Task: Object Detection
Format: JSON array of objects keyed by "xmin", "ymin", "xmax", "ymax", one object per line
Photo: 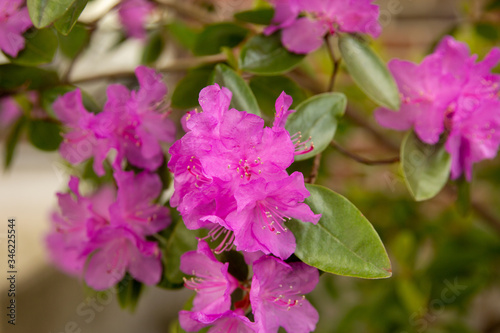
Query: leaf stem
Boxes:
[
  {"xmin": 307, "ymin": 153, "xmax": 322, "ymax": 184},
  {"xmin": 331, "ymin": 140, "xmax": 400, "ymax": 165},
  {"xmin": 325, "ymin": 36, "xmax": 341, "ymax": 92}
]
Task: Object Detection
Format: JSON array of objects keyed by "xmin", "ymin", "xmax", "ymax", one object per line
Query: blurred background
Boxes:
[{"xmin": 1, "ymin": 0, "xmax": 500, "ymax": 332}]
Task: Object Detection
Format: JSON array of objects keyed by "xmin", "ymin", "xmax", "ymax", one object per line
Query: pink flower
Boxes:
[
  {"xmin": 375, "ymin": 36, "xmax": 500, "ymax": 180},
  {"xmin": 265, "ymin": 0, "xmax": 381, "ymax": 54},
  {"xmin": 0, "ymin": 96, "xmax": 23, "ymax": 130},
  {"xmin": 0, "ymin": 0, "xmax": 32, "ymax": 57},
  {"xmin": 250, "ymin": 256, "xmax": 319, "ymax": 333},
  {"xmin": 118, "ymin": 0, "xmax": 155, "ymax": 40},
  {"xmin": 226, "ymin": 173, "xmax": 321, "ymax": 260},
  {"xmin": 179, "ymin": 309, "xmax": 256, "ymax": 333},
  {"xmin": 181, "ymin": 241, "xmax": 239, "ymax": 314}
]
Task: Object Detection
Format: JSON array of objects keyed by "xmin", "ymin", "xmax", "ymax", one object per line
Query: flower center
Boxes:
[
  {"xmin": 291, "ymin": 132, "xmax": 314, "ymax": 155},
  {"xmin": 228, "ymin": 157, "xmax": 263, "ymax": 181},
  {"xmin": 258, "ymin": 200, "xmax": 291, "ymax": 235},
  {"xmin": 187, "ymin": 156, "xmax": 212, "ymax": 187}
]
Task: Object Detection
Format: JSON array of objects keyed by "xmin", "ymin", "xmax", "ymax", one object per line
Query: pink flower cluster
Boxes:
[
  {"xmin": 375, "ymin": 36, "xmax": 500, "ymax": 180},
  {"xmin": 118, "ymin": 0, "xmax": 155, "ymax": 40},
  {"xmin": 54, "ymin": 66, "xmax": 175, "ymax": 176},
  {"xmin": 265, "ymin": 0, "xmax": 381, "ymax": 54},
  {"xmin": 168, "ymin": 84, "xmax": 321, "ymax": 260},
  {"xmin": 179, "ymin": 241, "xmax": 319, "ymax": 333},
  {"xmin": 46, "ymin": 171, "xmax": 170, "ymax": 290},
  {"xmin": 0, "ymin": 0, "xmax": 32, "ymax": 57}
]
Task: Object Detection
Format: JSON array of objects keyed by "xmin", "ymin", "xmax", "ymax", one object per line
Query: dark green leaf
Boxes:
[
  {"xmin": 401, "ymin": 131, "xmax": 451, "ymax": 201},
  {"xmin": 54, "ymin": 0, "xmax": 88, "ymax": 35},
  {"xmin": 0, "ymin": 64, "xmax": 59, "ymax": 90},
  {"xmin": 6, "ymin": 28, "xmax": 58, "ymax": 66},
  {"xmin": 211, "ymin": 64, "xmax": 260, "ymax": 115},
  {"xmin": 239, "ymin": 33, "xmax": 305, "ymax": 75},
  {"xmin": 141, "ymin": 31, "xmax": 165, "ymax": 65},
  {"xmin": 338, "ymin": 34, "xmax": 400, "ymax": 110},
  {"xmin": 116, "ymin": 275, "xmax": 143, "ymax": 312},
  {"xmin": 58, "ymin": 23, "xmax": 89, "ymax": 58},
  {"xmin": 4, "ymin": 116, "xmax": 27, "ymax": 169},
  {"xmin": 285, "ymin": 93, "xmax": 346, "ymax": 161},
  {"xmin": 193, "ymin": 23, "xmax": 248, "ymax": 56},
  {"xmin": 288, "ymin": 184, "xmax": 392, "ymax": 279},
  {"xmin": 28, "ymin": 0, "xmax": 78, "ymax": 28},
  {"xmin": 234, "ymin": 8, "xmax": 274, "ymax": 25},
  {"xmin": 474, "ymin": 22, "xmax": 500, "ymax": 41},
  {"xmin": 455, "ymin": 176, "xmax": 471, "ymax": 216},
  {"xmin": 27, "ymin": 119, "xmax": 63, "ymax": 151},
  {"xmin": 249, "ymin": 75, "xmax": 307, "ymax": 118},
  {"xmin": 171, "ymin": 65, "xmax": 215, "ymax": 109},
  {"xmin": 167, "ymin": 21, "xmax": 199, "ymax": 52},
  {"xmin": 486, "ymin": 0, "xmax": 500, "ymax": 10},
  {"xmin": 218, "ymin": 250, "xmax": 248, "ymax": 282}
]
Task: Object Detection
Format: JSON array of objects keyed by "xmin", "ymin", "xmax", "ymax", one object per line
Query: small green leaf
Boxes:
[
  {"xmin": 58, "ymin": 23, "xmax": 89, "ymax": 59},
  {"xmin": 4, "ymin": 116, "xmax": 27, "ymax": 169},
  {"xmin": 116, "ymin": 275, "xmax": 143, "ymax": 312},
  {"xmin": 285, "ymin": 93, "xmax": 346, "ymax": 161},
  {"xmin": 193, "ymin": 23, "xmax": 248, "ymax": 56},
  {"xmin": 338, "ymin": 34, "xmax": 400, "ymax": 110},
  {"xmin": 239, "ymin": 33, "xmax": 305, "ymax": 75},
  {"xmin": 6, "ymin": 28, "xmax": 58, "ymax": 66},
  {"xmin": 212, "ymin": 64, "xmax": 260, "ymax": 115},
  {"xmin": 401, "ymin": 131, "xmax": 451, "ymax": 201},
  {"xmin": 288, "ymin": 184, "xmax": 392, "ymax": 279},
  {"xmin": 171, "ymin": 65, "xmax": 215, "ymax": 109},
  {"xmin": 27, "ymin": 119, "xmax": 63, "ymax": 151},
  {"xmin": 167, "ymin": 21, "xmax": 199, "ymax": 52},
  {"xmin": 234, "ymin": 8, "xmax": 274, "ymax": 25},
  {"xmin": 54, "ymin": 0, "xmax": 88, "ymax": 35},
  {"xmin": 0, "ymin": 64, "xmax": 59, "ymax": 90},
  {"xmin": 474, "ymin": 22, "xmax": 500, "ymax": 41},
  {"xmin": 249, "ymin": 75, "xmax": 307, "ymax": 118},
  {"xmin": 141, "ymin": 31, "xmax": 165, "ymax": 65},
  {"xmin": 28, "ymin": 0, "xmax": 78, "ymax": 28}
]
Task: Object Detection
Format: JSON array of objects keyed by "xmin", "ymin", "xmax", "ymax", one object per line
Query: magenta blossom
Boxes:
[
  {"xmin": 375, "ymin": 36, "xmax": 500, "ymax": 180},
  {"xmin": 118, "ymin": 0, "xmax": 155, "ymax": 40},
  {"xmin": 179, "ymin": 309, "xmax": 257, "ymax": 333},
  {"xmin": 0, "ymin": 96, "xmax": 23, "ymax": 130},
  {"xmin": 180, "ymin": 240, "xmax": 239, "ymax": 314},
  {"xmin": 265, "ymin": 0, "xmax": 381, "ymax": 54},
  {"xmin": 250, "ymin": 255, "xmax": 319, "ymax": 333},
  {"xmin": 0, "ymin": 0, "xmax": 32, "ymax": 57}
]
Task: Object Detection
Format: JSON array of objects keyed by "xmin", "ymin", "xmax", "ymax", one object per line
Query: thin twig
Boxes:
[
  {"xmin": 153, "ymin": 0, "xmax": 216, "ymax": 24},
  {"xmin": 307, "ymin": 153, "xmax": 322, "ymax": 184},
  {"xmin": 331, "ymin": 140, "xmax": 400, "ymax": 166},
  {"xmin": 471, "ymin": 200, "xmax": 500, "ymax": 234},
  {"xmin": 325, "ymin": 36, "xmax": 341, "ymax": 92}
]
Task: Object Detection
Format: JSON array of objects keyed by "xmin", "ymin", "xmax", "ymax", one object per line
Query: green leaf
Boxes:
[
  {"xmin": 234, "ymin": 8, "xmax": 274, "ymax": 25},
  {"xmin": 162, "ymin": 222, "xmax": 205, "ymax": 285},
  {"xmin": 474, "ymin": 22, "xmax": 500, "ymax": 41},
  {"xmin": 288, "ymin": 184, "xmax": 392, "ymax": 279},
  {"xmin": 285, "ymin": 93, "xmax": 346, "ymax": 161},
  {"xmin": 212, "ymin": 64, "xmax": 260, "ymax": 115},
  {"xmin": 54, "ymin": 0, "xmax": 88, "ymax": 35},
  {"xmin": 58, "ymin": 23, "xmax": 89, "ymax": 59},
  {"xmin": 239, "ymin": 33, "xmax": 305, "ymax": 75},
  {"xmin": 249, "ymin": 75, "xmax": 307, "ymax": 118},
  {"xmin": 338, "ymin": 34, "xmax": 400, "ymax": 110},
  {"xmin": 455, "ymin": 176, "xmax": 471, "ymax": 216},
  {"xmin": 193, "ymin": 23, "xmax": 248, "ymax": 56},
  {"xmin": 167, "ymin": 21, "xmax": 199, "ymax": 52},
  {"xmin": 27, "ymin": 119, "xmax": 63, "ymax": 151},
  {"xmin": 141, "ymin": 31, "xmax": 165, "ymax": 65},
  {"xmin": 28, "ymin": 0, "xmax": 79, "ymax": 28},
  {"xmin": 400, "ymin": 131, "xmax": 451, "ymax": 201},
  {"xmin": 6, "ymin": 28, "xmax": 58, "ymax": 66},
  {"xmin": 116, "ymin": 275, "xmax": 143, "ymax": 312},
  {"xmin": 0, "ymin": 64, "xmax": 59, "ymax": 90},
  {"xmin": 171, "ymin": 65, "xmax": 215, "ymax": 109},
  {"xmin": 4, "ymin": 117, "xmax": 27, "ymax": 169}
]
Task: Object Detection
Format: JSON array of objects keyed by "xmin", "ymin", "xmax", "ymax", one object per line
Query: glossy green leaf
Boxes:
[
  {"xmin": 54, "ymin": 0, "xmax": 88, "ymax": 35},
  {"xmin": 212, "ymin": 64, "xmax": 260, "ymax": 115},
  {"xmin": 116, "ymin": 275, "xmax": 143, "ymax": 312},
  {"xmin": 0, "ymin": 65, "xmax": 59, "ymax": 90},
  {"xmin": 4, "ymin": 116, "xmax": 27, "ymax": 169},
  {"xmin": 193, "ymin": 23, "xmax": 248, "ymax": 56},
  {"xmin": 141, "ymin": 31, "xmax": 165, "ymax": 65},
  {"xmin": 239, "ymin": 33, "xmax": 305, "ymax": 75},
  {"xmin": 288, "ymin": 184, "xmax": 392, "ymax": 279},
  {"xmin": 58, "ymin": 23, "xmax": 89, "ymax": 59},
  {"xmin": 285, "ymin": 93, "xmax": 346, "ymax": 161},
  {"xmin": 249, "ymin": 75, "xmax": 307, "ymax": 118},
  {"xmin": 171, "ymin": 65, "xmax": 215, "ymax": 109},
  {"xmin": 234, "ymin": 8, "xmax": 274, "ymax": 25},
  {"xmin": 28, "ymin": 0, "xmax": 78, "ymax": 28},
  {"xmin": 27, "ymin": 119, "xmax": 63, "ymax": 151},
  {"xmin": 338, "ymin": 34, "xmax": 400, "ymax": 110},
  {"xmin": 401, "ymin": 131, "xmax": 451, "ymax": 201},
  {"xmin": 6, "ymin": 28, "xmax": 58, "ymax": 65},
  {"xmin": 167, "ymin": 21, "xmax": 199, "ymax": 52},
  {"xmin": 163, "ymin": 222, "xmax": 205, "ymax": 284}
]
